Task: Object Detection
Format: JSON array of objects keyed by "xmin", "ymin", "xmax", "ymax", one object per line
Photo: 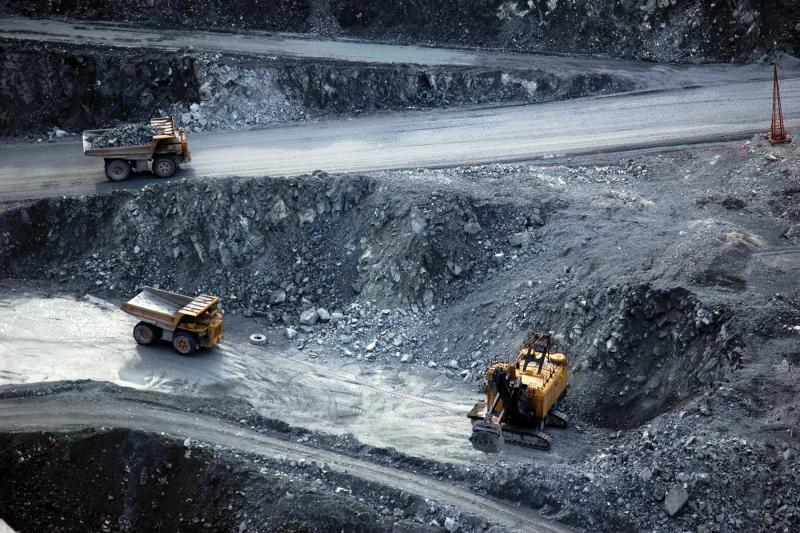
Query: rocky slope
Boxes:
[
  {"xmin": 0, "ymin": 428, "xmax": 441, "ymax": 532},
  {"xmin": 1, "ymin": 136, "xmax": 799, "ymax": 532},
  {"xmin": 331, "ymin": 0, "xmax": 800, "ymax": 62},
  {"xmin": 3, "ymin": 0, "xmax": 798, "ymax": 61},
  {"xmin": 0, "ymin": 41, "xmax": 632, "ymax": 136}
]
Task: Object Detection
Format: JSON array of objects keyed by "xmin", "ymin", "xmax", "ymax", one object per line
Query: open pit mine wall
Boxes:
[
  {"xmin": 0, "ymin": 41, "xmax": 633, "ymax": 134},
  {"xmin": 0, "ymin": 174, "xmax": 743, "ymax": 431},
  {"xmin": 2, "ymin": 0, "xmax": 798, "ymax": 61}
]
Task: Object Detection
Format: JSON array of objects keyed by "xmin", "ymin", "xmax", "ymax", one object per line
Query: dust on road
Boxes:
[{"xmin": 0, "ymin": 288, "xmax": 581, "ymax": 464}]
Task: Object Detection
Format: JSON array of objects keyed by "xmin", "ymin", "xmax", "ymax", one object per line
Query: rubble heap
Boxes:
[
  {"xmin": 1, "ymin": 143, "xmax": 800, "ymax": 531},
  {"xmin": 90, "ymin": 123, "xmax": 156, "ymax": 148}
]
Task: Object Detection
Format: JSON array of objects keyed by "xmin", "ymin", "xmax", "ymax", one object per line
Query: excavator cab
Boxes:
[{"xmin": 519, "ymin": 332, "xmax": 552, "ymax": 373}]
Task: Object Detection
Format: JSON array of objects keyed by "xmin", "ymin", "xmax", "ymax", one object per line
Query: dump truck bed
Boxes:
[
  {"xmin": 82, "ymin": 117, "xmax": 189, "ymax": 160},
  {"xmin": 82, "ymin": 131, "xmax": 154, "ymax": 158},
  {"xmin": 121, "ymin": 287, "xmax": 220, "ymax": 331}
]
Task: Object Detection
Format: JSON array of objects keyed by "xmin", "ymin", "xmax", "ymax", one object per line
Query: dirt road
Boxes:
[
  {"xmin": 0, "ymin": 17, "xmax": 781, "ymax": 85},
  {"xmin": 0, "ymin": 290, "xmax": 477, "ymax": 460},
  {"xmin": 2, "ymin": 76, "xmax": 798, "ymax": 202},
  {"xmin": 0, "ymin": 288, "xmax": 587, "ymax": 464},
  {"xmin": 0, "ymin": 391, "xmax": 571, "ymax": 533},
  {"xmin": 2, "ymin": 18, "xmax": 798, "ymax": 203}
]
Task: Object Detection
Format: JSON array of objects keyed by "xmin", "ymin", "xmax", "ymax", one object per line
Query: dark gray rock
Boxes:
[
  {"xmin": 665, "ymin": 485, "xmax": 689, "ymax": 517},
  {"xmin": 90, "ymin": 123, "xmax": 155, "ymax": 148}
]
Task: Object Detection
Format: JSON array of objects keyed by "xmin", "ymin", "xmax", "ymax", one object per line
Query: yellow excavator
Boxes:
[{"xmin": 468, "ymin": 332, "xmax": 569, "ymax": 452}]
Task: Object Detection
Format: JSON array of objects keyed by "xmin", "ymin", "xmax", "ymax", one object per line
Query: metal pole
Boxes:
[{"xmin": 769, "ymin": 62, "xmax": 790, "ymax": 144}]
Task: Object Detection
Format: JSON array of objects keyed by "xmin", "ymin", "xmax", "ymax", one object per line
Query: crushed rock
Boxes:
[{"xmin": 90, "ymin": 123, "xmax": 155, "ymax": 148}]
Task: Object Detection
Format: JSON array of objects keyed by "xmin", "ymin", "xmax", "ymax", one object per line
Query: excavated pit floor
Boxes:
[
  {"xmin": 2, "ymin": 142, "xmax": 800, "ymax": 531},
  {"xmin": 0, "ymin": 286, "xmax": 590, "ymax": 465}
]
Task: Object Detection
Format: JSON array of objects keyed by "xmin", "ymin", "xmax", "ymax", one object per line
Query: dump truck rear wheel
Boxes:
[
  {"xmin": 133, "ymin": 322, "xmax": 161, "ymax": 346},
  {"xmin": 105, "ymin": 159, "xmax": 131, "ymax": 182},
  {"xmin": 172, "ymin": 330, "xmax": 198, "ymax": 355},
  {"xmin": 152, "ymin": 157, "xmax": 177, "ymax": 178}
]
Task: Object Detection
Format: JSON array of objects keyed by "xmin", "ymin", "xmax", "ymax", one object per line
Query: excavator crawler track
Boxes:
[
  {"xmin": 546, "ymin": 409, "xmax": 569, "ymax": 428},
  {"xmin": 500, "ymin": 425, "xmax": 553, "ymax": 450},
  {"xmin": 470, "ymin": 420, "xmax": 553, "ymax": 451}
]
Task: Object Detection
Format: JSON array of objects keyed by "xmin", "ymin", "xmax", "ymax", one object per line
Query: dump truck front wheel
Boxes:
[
  {"xmin": 152, "ymin": 157, "xmax": 177, "ymax": 178},
  {"xmin": 172, "ymin": 330, "xmax": 198, "ymax": 355},
  {"xmin": 105, "ymin": 159, "xmax": 131, "ymax": 182},
  {"xmin": 133, "ymin": 322, "xmax": 161, "ymax": 346}
]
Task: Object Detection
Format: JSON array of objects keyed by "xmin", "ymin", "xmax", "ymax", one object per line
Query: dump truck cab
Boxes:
[
  {"xmin": 168, "ymin": 299, "xmax": 224, "ymax": 353},
  {"xmin": 121, "ymin": 287, "xmax": 223, "ymax": 355}
]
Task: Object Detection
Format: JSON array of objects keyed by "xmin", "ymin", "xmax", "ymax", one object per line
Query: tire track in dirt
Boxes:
[{"xmin": 0, "ymin": 394, "xmax": 572, "ymax": 533}]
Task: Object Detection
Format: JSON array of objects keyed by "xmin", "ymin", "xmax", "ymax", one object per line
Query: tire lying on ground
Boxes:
[{"xmin": 249, "ymin": 333, "xmax": 267, "ymax": 346}]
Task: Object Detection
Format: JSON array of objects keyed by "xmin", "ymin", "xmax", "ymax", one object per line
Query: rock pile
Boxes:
[
  {"xmin": 2, "ymin": 146, "xmax": 800, "ymax": 531},
  {"xmin": 458, "ymin": 392, "xmax": 800, "ymax": 532},
  {"xmin": 90, "ymin": 123, "xmax": 156, "ymax": 148},
  {"xmin": 578, "ymin": 400, "xmax": 800, "ymax": 531}
]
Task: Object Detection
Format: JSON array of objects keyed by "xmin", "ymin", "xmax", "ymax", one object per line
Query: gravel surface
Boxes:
[
  {"xmin": 0, "ymin": 41, "xmax": 633, "ymax": 137},
  {"xmin": 3, "ymin": 0, "xmax": 798, "ymax": 61},
  {"xmin": 89, "ymin": 123, "xmax": 155, "ymax": 148},
  {"xmin": 1, "ymin": 137, "xmax": 799, "ymax": 531}
]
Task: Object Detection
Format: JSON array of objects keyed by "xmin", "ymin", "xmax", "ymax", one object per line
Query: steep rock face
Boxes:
[
  {"xmin": 332, "ymin": 0, "xmax": 800, "ymax": 61},
  {"xmin": 0, "ymin": 429, "xmax": 416, "ymax": 532},
  {"xmin": 1, "ymin": 0, "xmax": 312, "ymax": 31},
  {"xmin": 0, "ymin": 42, "xmax": 632, "ymax": 135},
  {"xmin": 0, "ymin": 172, "xmax": 564, "ymax": 322},
  {"xmin": 494, "ymin": 0, "xmax": 800, "ymax": 62},
  {"xmin": 0, "ymin": 174, "xmax": 510, "ymax": 314},
  {"xmin": 0, "ymin": 45, "xmax": 198, "ymax": 133},
  {"xmin": 3, "ymin": 0, "xmax": 798, "ymax": 61}
]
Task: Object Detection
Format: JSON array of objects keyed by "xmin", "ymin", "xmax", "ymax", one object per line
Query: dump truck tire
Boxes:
[
  {"xmin": 249, "ymin": 333, "xmax": 267, "ymax": 346},
  {"xmin": 133, "ymin": 322, "xmax": 161, "ymax": 346},
  {"xmin": 172, "ymin": 330, "xmax": 198, "ymax": 355},
  {"xmin": 105, "ymin": 159, "xmax": 131, "ymax": 182},
  {"xmin": 152, "ymin": 157, "xmax": 176, "ymax": 178}
]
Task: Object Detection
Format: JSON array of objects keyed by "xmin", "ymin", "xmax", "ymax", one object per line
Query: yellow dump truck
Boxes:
[
  {"xmin": 82, "ymin": 116, "xmax": 191, "ymax": 182},
  {"xmin": 121, "ymin": 287, "xmax": 223, "ymax": 355}
]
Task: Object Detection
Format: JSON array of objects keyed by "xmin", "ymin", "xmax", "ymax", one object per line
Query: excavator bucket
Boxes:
[{"xmin": 470, "ymin": 419, "xmax": 504, "ymax": 453}]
